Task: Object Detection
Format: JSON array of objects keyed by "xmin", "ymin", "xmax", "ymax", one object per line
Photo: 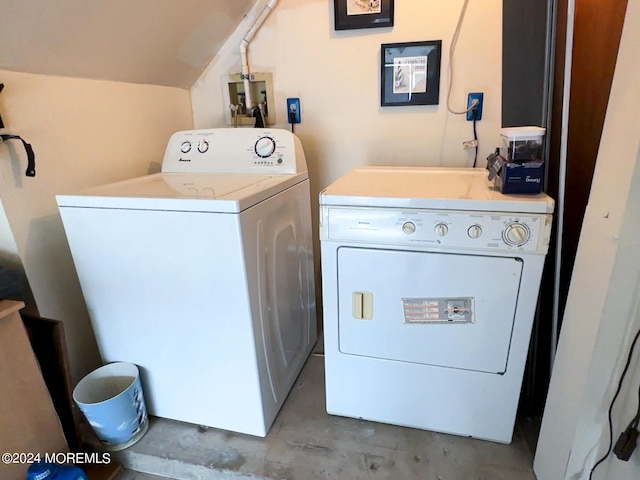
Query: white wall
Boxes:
[
  {"xmin": 534, "ymin": 0, "xmax": 640, "ymax": 477},
  {"xmin": 191, "ymin": 0, "xmax": 502, "ymax": 298},
  {"xmin": 0, "ymin": 70, "xmax": 193, "ymax": 381},
  {"xmin": 193, "ymin": 0, "xmax": 502, "ymax": 173}
]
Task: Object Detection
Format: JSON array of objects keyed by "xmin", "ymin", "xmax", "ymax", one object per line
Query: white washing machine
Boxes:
[
  {"xmin": 319, "ymin": 166, "xmax": 554, "ymax": 443},
  {"xmin": 57, "ymin": 128, "xmax": 316, "ymax": 437}
]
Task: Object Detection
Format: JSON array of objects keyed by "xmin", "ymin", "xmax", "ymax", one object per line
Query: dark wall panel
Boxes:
[{"xmin": 502, "ymin": 0, "xmax": 549, "ymax": 127}]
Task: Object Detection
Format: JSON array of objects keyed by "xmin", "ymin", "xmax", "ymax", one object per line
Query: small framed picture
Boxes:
[
  {"xmin": 333, "ymin": 0, "xmax": 394, "ymax": 31},
  {"xmin": 380, "ymin": 40, "xmax": 442, "ymax": 107}
]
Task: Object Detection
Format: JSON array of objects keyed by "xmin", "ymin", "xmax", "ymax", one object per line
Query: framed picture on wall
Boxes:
[
  {"xmin": 333, "ymin": 0, "xmax": 394, "ymax": 30},
  {"xmin": 380, "ymin": 40, "xmax": 442, "ymax": 107}
]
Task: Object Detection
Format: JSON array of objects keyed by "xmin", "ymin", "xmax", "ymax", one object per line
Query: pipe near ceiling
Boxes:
[{"xmin": 241, "ymin": 0, "xmax": 279, "ymax": 112}]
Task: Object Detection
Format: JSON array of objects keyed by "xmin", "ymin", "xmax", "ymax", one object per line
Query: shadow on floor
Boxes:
[{"xmin": 113, "ymin": 355, "xmax": 537, "ymax": 480}]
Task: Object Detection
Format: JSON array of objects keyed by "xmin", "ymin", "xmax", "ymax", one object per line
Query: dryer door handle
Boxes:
[{"xmin": 352, "ymin": 292, "xmax": 373, "ymax": 320}]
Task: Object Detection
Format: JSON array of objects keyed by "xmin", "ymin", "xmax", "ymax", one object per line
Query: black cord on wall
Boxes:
[
  {"xmin": 472, "ymin": 107, "xmax": 479, "ymax": 167},
  {"xmin": 590, "ymin": 326, "xmax": 640, "ymax": 478},
  {"xmin": 0, "ymin": 83, "xmax": 5, "ymax": 129},
  {"xmin": 0, "ymin": 83, "xmax": 36, "ymax": 177}
]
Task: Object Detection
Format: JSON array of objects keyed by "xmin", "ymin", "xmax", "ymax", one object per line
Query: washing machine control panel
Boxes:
[
  {"xmin": 322, "ymin": 207, "xmax": 552, "ymax": 254},
  {"xmin": 161, "ymin": 128, "xmax": 304, "ymax": 174}
]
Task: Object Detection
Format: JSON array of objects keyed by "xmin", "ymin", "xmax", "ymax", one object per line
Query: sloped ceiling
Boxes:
[{"xmin": 0, "ymin": 0, "xmax": 255, "ymax": 88}]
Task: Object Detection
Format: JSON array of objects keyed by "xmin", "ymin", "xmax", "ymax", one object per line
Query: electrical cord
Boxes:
[
  {"xmin": 590, "ymin": 325, "xmax": 640, "ymax": 479},
  {"xmin": 472, "ymin": 107, "xmax": 479, "ymax": 167},
  {"xmin": 631, "ymin": 385, "xmax": 640, "ymax": 428},
  {"xmin": 622, "ymin": 386, "xmax": 640, "ymax": 435},
  {"xmin": 612, "ymin": 374, "xmax": 640, "ymax": 461},
  {"xmin": 446, "ymin": 0, "xmax": 475, "ymax": 115},
  {"xmin": 0, "ymin": 83, "xmax": 5, "ymax": 128}
]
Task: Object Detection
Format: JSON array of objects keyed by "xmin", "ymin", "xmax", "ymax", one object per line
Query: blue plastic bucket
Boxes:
[{"xmin": 72, "ymin": 362, "xmax": 148, "ymax": 450}]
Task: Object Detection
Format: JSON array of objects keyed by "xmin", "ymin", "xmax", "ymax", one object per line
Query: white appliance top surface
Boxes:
[
  {"xmin": 320, "ymin": 166, "xmax": 555, "ymax": 214},
  {"xmin": 56, "ymin": 171, "xmax": 308, "ymax": 213}
]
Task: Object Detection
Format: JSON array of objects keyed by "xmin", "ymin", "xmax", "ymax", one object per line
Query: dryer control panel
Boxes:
[
  {"xmin": 161, "ymin": 128, "xmax": 307, "ymax": 175},
  {"xmin": 320, "ymin": 206, "xmax": 553, "ymax": 254}
]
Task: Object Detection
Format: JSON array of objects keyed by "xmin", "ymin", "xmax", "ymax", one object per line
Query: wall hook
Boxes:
[{"xmin": 0, "ymin": 82, "xmax": 36, "ymax": 177}]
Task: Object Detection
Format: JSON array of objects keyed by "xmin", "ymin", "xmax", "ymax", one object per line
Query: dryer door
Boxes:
[{"xmin": 337, "ymin": 247, "xmax": 523, "ymax": 374}]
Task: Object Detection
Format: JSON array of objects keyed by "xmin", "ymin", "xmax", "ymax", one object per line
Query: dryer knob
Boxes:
[
  {"xmin": 402, "ymin": 222, "xmax": 416, "ymax": 235},
  {"xmin": 504, "ymin": 223, "xmax": 530, "ymax": 246},
  {"xmin": 434, "ymin": 223, "xmax": 448, "ymax": 236},
  {"xmin": 467, "ymin": 225, "xmax": 483, "ymax": 239}
]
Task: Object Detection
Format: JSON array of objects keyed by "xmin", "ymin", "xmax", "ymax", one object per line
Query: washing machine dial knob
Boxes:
[
  {"xmin": 467, "ymin": 225, "xmax": 483, "ymax": 239},
  {"xmin": 434, "ymin": 223, "xmax": 448, "ymax": 236},
  {"xmin": 180, "ymin": 141, "xmax": 192, "ymax": 153},
  {"xmin": 254, "ymin": 136, "xmax": 276, "ymax": 158},
  {"xmin": 198, "ymin": 139, "xmax": 209, "ymax": 153},
  {"xmin": 504, "ymin": 223, "xmax": 530, "ymax": 246},
  {"xmin": 402, "ymin": 222, "xmax": 416, "ymax": 235}
]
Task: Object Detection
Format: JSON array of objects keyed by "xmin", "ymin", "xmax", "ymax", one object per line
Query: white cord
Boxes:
[{"xmin": 446, "ymin": 0, "xmax": 474, "ymax": 115}]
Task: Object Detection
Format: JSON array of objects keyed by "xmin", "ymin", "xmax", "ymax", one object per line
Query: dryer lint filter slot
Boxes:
[{"xmin": 402, "ymin": 297, "xmax": 474, "ymax": 324}]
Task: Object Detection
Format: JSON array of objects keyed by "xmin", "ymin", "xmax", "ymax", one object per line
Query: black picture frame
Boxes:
[
  {"xmin": 333, "ymin": 0, "xmax": 394, "ymax": 31},
  {"xmin": 381, "ymin": 40, "xmax": 442, "ymax": 107}
]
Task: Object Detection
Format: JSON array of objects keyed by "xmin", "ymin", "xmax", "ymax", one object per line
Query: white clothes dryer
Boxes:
[
  {"xmin": 57, "ymin": 128, "xmax": 317, "ymax": 437},
  {"xmin": 319, "ymin": 166, "xmax": 554, "ymax": 443}
]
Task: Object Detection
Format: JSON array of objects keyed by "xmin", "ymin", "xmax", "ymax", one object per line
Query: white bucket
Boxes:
[{"xmin": 72, "ymin": 362, "xmax": 148, "ymax": 451}]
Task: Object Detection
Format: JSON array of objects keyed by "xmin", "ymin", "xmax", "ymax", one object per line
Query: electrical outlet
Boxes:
[
  {"xmin": 287, "ymin": 98, "xmax": 301, "ymax": 124},
  {"xmin": 466, "ymin": 92, "xmax": 484, "ymax": 121}
]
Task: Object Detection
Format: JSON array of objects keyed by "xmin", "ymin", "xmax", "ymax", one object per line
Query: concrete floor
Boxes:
[{"xmin": 112, "ymin": 355, "xmax": 536, "ymax": 480}]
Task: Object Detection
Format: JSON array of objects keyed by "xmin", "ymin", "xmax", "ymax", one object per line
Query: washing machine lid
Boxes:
[
  {"xmin": 320, "ymin": 166, "xmax": 554, "ymax": 214},
  {"xmin": 56, "ymin": 172, "xmax": 308, "ymax": 213}
]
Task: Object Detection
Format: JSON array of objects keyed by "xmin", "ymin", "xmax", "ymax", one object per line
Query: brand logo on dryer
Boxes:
[{"xmin": 178, "ymin": 157, "xmax": 191, "ymax": 162}]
